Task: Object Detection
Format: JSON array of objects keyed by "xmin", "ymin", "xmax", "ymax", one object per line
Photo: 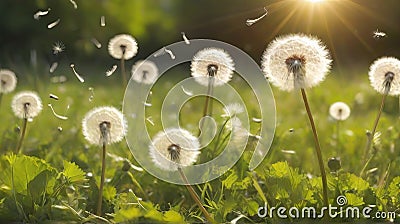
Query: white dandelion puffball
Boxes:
[
  {"xmin": 368, "ymin": 57, "xmax": 400, "ymax": 96},
  {"xmin": 261, "ymin": 33, "xmax": 332, "ymax": 91},
  {"xmin": 131, "ymin": 60, "xmax": 159, "ymax": 84},
  {"xmin": 11, "ymin": 91, "xmax": 42, "ymax": 119},
  {"xmin": 222, "ymin": 103, "xmax": 245, "ymax": 118},
  {"xmin": 149, "ymin": 128, "xmax": 200, "ymax": 171},
  {"xmin": 0, "ymin": 69, "xmax": 17, "ymax": 94},
  {"xmin": 329, "ymin": 102, "xmax": 351, "ymax": 121},
  {"xmin": 108, "ymin": 34, "xmax": 138, "ymax": 60},
  {"xmin": 82, "ymin": 106, "xmax": 127, "ymax": 146},
  {"xmin": 191, "ymin": 47, "xmax": 235, "ymax": 86}
]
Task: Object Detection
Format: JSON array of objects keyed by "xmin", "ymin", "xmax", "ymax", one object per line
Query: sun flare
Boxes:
[{"xmin": 308, "ymin": 0, "xmax": 324, "ymax": 2}]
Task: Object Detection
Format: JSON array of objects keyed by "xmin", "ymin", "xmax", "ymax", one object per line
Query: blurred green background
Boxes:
[{"xmin": 0, "ymin": 0, "xmax": 399, "ymax": 76}]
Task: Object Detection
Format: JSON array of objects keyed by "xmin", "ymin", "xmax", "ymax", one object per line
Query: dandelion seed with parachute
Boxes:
[
  {"xmin": 82, "ymin": 106, "xmax": 126, "ymax": 216},
  {"xmin": 49, "ymin": 62, "xmax": 58, "ymax": 73},
  {"xmin": 91, "ymin": 38, "xmax": 102, "ymax": 49},
  {"xmin": 261, "ymin": 33, "xmax": 332, "ymax": 206},
  {"xmin": 100, "ymin": 16, "xmax": 106, "ymax": 27},
  {"xmin": 246, "ymin": 7, "xmax": 268, "ymax": 26},
  {"xmin": 11, "ymin": 91, "xmax": 42, "ymax": 153},
  {"xmin": 33, "ymin": 8, "xmax": 50, "ymax": 20},
  {"xmin": 108, "ymin": 34, "xmax": 138, "ymax": 87},
  {"xmin": 181, "ymin": 32, "xmax": 190, "ymax": 44},
  {"xmin": 52, "ymin": 41, "xmax": 65, "ymax": 55},
  {"xmin": 106, "ymin": 65, "xmax": 117, "ymax": 77},
  {"xmin": 47, "ymin": 18, "xmax": 60, "ymax": 29},
  {"xmin": 131, "ymin": 60, "xmax": 159, "ymax": 85},
  {"xmin": 48, "ymin": 103, "xmax": 68, "ymax": 120},
  {"xmin": 70, "ymin": 64, "xmax": 85, "ymax": 83},
  {"xmin": 49, "ymin": 93, "xmax": 59, "ymax": 100}
]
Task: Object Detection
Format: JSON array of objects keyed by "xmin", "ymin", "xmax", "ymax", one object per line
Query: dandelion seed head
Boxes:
[
  {"xmin": 131, "ymin": 60, "xmax": 159, "ymax": 85},
  {"xmin": 368, "ymin": 57, "xmax": 400, "ymax": 96},
  {"xmin": 82, "ymin": 106, "xmax": 127, "ymax": 146},
  {"xmin": 191, "ymin": 48, "xmax": 235, "ymax": 86},
  {"xmin": 11, "ymin": 91, "xmax": 42, "ymax": 119},
  {"xmin": 261, "ymin": 33, "xmax": 332, "ymax": 91},
  {"xmin": 329, "ymin": 102, "xmax": 350, "ymax": 121},
  {"xmin": 222, "ymin": 103, "xmax": 245, "ymax": 118},
  {"xmin": 108, "ymin": 34, "xmax": 138, "ymax": 60},
  {"xmin": 0, "ymin": 69, "xmax": 17, "ymax": 94},
  {"xmin": 149, "ymin": 128, "xmax": 200, "ymax": 171}
]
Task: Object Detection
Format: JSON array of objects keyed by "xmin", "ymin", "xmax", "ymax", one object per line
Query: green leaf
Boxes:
[
  {"xmin": 388, "ymin": 176, "xmax": 400, "ymax": 205},
  {"xmin": 28, "ymin": 170, "xmax": 55, "ymax": 203},
  {"xmin": 245, "ymin": 200, "xmax": 259, "ymax": 216},
  {"xmin": 103, "ymin": 185, "xmax": 117, "ymax": 201},
  {"xmin": 163, "ymin": 210, "xmax": 185, "ymax": 223},
  {"xmin": 345, "ymin": 193, "xmax": 364, "ymax": 206},
  {"xmin": 62, "ymin": 160, "xmax": 86, "ymax": 184},
  {"xmin": 114, "ymin": 207, "xmax": 143, "ymax": 222},
  {"xmin": 222, "ymin": 171, "xmax": 238, "ymax": 189},
  {"xmin": 144, "ymin": 209, "xmax": 164, "ymax": 221}
]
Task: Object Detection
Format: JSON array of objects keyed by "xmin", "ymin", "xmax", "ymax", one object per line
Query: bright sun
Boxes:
[{"xmin": 308, "ymin": 0, "xmax": 324, "ymax": 2}]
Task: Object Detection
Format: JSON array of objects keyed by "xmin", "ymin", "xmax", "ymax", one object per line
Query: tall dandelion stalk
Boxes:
[
  {"xmin": 329, "ymin": 102, "xmax": 351, "ymax": 155},
  {"xmin": 108, "ymin": 34, "xmax": 138, "ymax": 87},
  {"xmin": 0, "ymin": 69, "xmax": 17, "ymax": 109},
  {"xmin": 191, "ymin": 48, "xmax": 234, "ymax": 135},
  {"xmin": 262, "ymin": 33, "xmax": 332, "ymax": 206},
  {"xmin": 361, "ymin": 57, "xmax": 400, "ymax": 175},
  {"xmin": 149, "ymin": 128, "xmax": 214, "ymax": 223},
  {"xmin": 82, "ymin": 106, "xmax": 126, "ymax": 216},
  {"xmin": 11, "ymin": 91, "xmax": 42, "ymax": 154}
]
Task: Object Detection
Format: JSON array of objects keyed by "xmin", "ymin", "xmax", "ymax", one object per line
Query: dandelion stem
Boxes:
[
  {"xmin": 336, "ymin": 120, "xmax": 340, "ymax": 156},
  {"xmin": 97, "ymin": 143, "xmax": 106, "ymax": 216},
  {"xmin": 178, "ymin": 167, "xmax": 215, "ymax": 224},
  {"xmin": 120, "ymin": 57, "xmax": 127, "ymax": 87},
  {"xmin": 300, "ymin": 88, "xmax": 328, "ymax": 206},
  {"xmin": 199, "ymin": 77, "xmax": 214, "ymax": 137},
  {"xmin": 15, "ymin": 118, "xmax": 28, "ymax": 154},
  {"xmin": 363, "ymin": 93, "xmax": 387, "ymax": 162}
]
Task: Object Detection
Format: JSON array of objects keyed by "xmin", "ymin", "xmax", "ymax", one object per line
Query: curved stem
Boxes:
[
  {"xmin": 15, "ymin": 118, "xmax": 28, "ymax": 154},
  {"xmin": 300, "ymin": 89, "xmax": 328, "ymax": 206},
  {"xmin": 178, "ymin": 167, "xmax": 215, "ymax": 224},
  {"xmin": 120, "ymin": 58, "xmax": 127, "ymax": 87},
  {"xmin": 198, "ymin": 77, "xmax": 214, "ymax": 137},
  {"xmin": 97, "ymin": 143, "xmax": 107, "ymax": 216},
  {"xmin": 363, "ymin": 94, "xmax": 386, "ymax": 162}
]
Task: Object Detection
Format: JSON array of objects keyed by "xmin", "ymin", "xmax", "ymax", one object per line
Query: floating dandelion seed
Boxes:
[
  {"xmin": 149, "ymin": 128, "xmax": 200, "ymax": 171},
  {"xmin": 33, "ymin": 8, "xmax": 51, "ymax": 20},
  {"xmin": 108, "ymin": 34, "xmax": 138, "ymax": 60},
  {"xmin": 246, "ymin": 7, "xmax": 268, "ymax": 26},
  {"xmin": 50, "ymin": 75, "xmax": 67, "ymax": 83},
  {"xmin": 11, "ymin": 91, "xmax": 42, "ymax": 119},
  {"xmin": 88, "ymin": 87, "xmax": 95, "ymax": 102},
  {"xmin": 91, "ymin": 38, "xmax": 102, "ymax": 49},
  {"xmin": 181, "ymin": 85, "xmax": 193, "ymax": 96},
  {"xmin": 131, "ymin": 60, "xmax": 159, "ymax": 85},
  {"xmin": 222, "ymin": 103, "xmax": 245, "ymax": 118},
  {"xmin": 0, "ymin": 69, "xmax": 17, "ymax": 94},
  {"xmin": 49, "ymin": 93, "xmax": 59, "ymax": 100},
  {"xmin": 261, "ymin": 33, "xmax": 332, "ymax": 91},
  {"xmin": 165, "ymin": 48, "xmax": 175, "ymax": 59},
  {"xmin": 181, "ymin": 32, "xmax": 190, "ymax": 44},
  {"xmin": 70, "ymin": 64, "xmax": 85, "ymax": 83},
  {"xmin": 369, "ymin": 57, "xmax": 400, "ymax": 96},
  {"xmin": 52, "ymin": 41, "xmax": 65, "ymax": 55},
  {"xmin": 154, "ymin": 47, "xmax": 167, "ymax": 57},
  {"xmin": 146, "ymin": 116, "xmax": 155, "ymax": 126},
  {"xmin": 82, "ymin": 106, "xmax": 126, "ymax": 145},
  {"xmin": 68, "ymin": 0, "xmax": 78, "ymax": 9},
  {"xmin": 106, "ymin": 65, "xmax": 117, "ymax": 77},
  {"xmin": 47, "ymin": 18, "xmax": 60, "ymax": 29},
  {"xmin": 49, "ymin": 62, "xmax": 58, "ymax": 73},
  {"xmin": 252, "ymin": 117, "xmax": 262, "ymax": 123},
  {"xmin": 100, "ymin": 16, "xmax": 106, "ymax": 27},
  {"xmin": 329, "ymin": 102, "xmax": 351, "ymax": 121},
  {"xmin": 373, "ymin": 29, "xmax": 386, "ymax": 39},
  {"xmin": 48, "ymin": 103, "xmax": 68, "ymax": 120},
  {"xmin": 191, "ymin": 47, "xmax": 235, "ymax": 86}
]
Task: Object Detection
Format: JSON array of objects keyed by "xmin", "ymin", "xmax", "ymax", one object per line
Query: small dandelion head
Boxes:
[
  {"xmin": 131, "ymin": 60, "xmax": 159, "ymax": 85},
  {"xmin": 191, "ymin": 48, "xmax": 235, "ymax": 86},
  {"xmin": 368, "ymin": 57, "xmax": 400, "ymax": 96},
  {"xmin": 149, "ymin": 128, "xmax": 200, "ymax": 171},
  {"xmin": 0, "ymin": 69, "xmax": 17, "ymax": 94},
  {"xmin": 82, "ymin": 106, "xmax": 127, "ymax": 146},
  {"xmin": 108, "ymin": 34, "xmax": 138, "ymax": 60},
  {"xmin": 11, "ymin": 91, "xmax": 42, "ymax": 119},
  {"xmin": 261, "ymin": 33, "xmax": 332, "ymax": 91},
  {"xmin": 329, "ymin": 102, "xmax": 351, "ymax": 121},
  {"xmin": 222, "ymin": 103, "xmax": 245, "ymax": 118},
  {"xmin": 52, "ymin": 41, "xmax": 65, "ymax": 55}
]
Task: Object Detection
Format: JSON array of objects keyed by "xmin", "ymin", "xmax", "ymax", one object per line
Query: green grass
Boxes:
[{"xmin": 0, "ymin": 64, "xmax": 399, "ymax": 223}]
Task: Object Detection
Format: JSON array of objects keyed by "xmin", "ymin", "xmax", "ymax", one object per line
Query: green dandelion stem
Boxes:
[
  {"xmin": 364, "ymin": 93, "xmax": 387, "ymax": 161},
  {"xmin": 15, "ymin": 118, "xmax": 28, "ymax": 154},
  {"xmin": 199, "ymin": 78, "xmax": 214, "ymax": 137},
  {"xmin": 178, "ymin": 167, "xmax": 215, "ymax": 224},
  {"xmin": 300, "ymin": 88, "xmax": 328, "ymax": 206},
  {"xmin": 97, "ymin": 143, "xmax": 107, "ymax": 216},
  {"xmin": 120, "ymin": 58, "xmax": 127, "ymax": 87},
  {"xmin": 336, "ymin": 120, "xmax": 340, "ymax": 156}
]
